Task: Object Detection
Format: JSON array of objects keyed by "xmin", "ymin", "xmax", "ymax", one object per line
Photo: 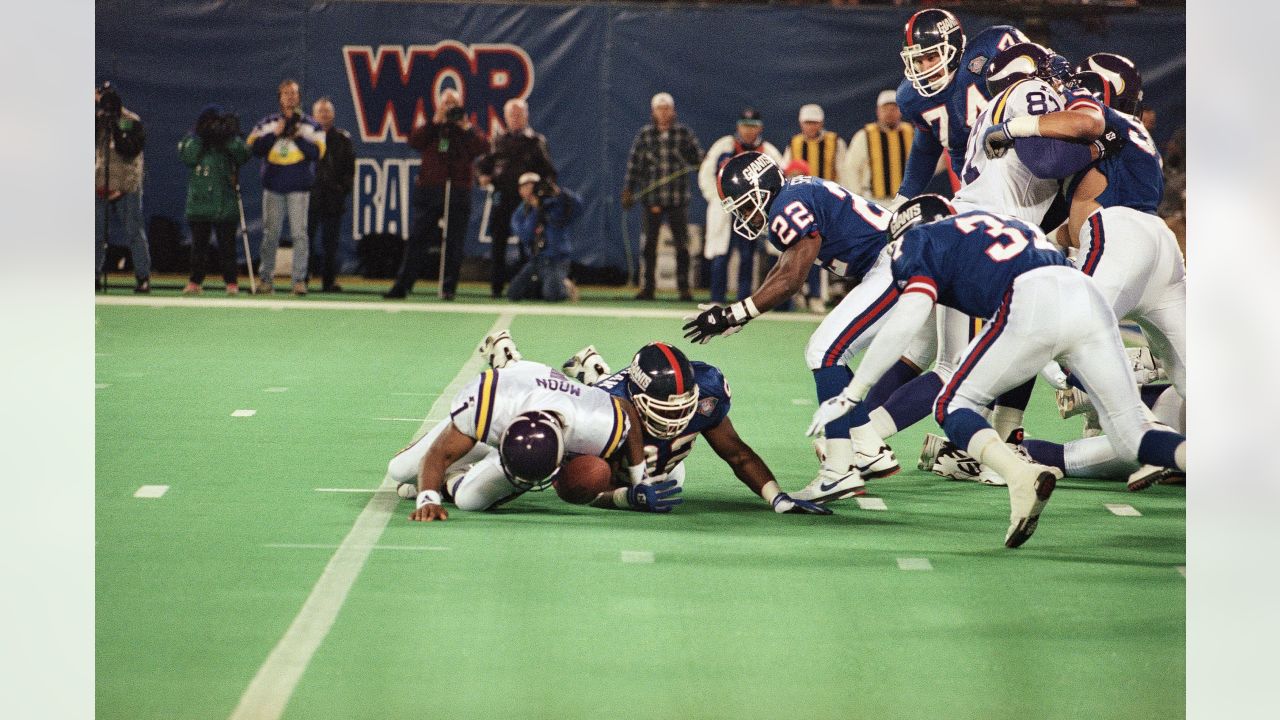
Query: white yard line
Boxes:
[
  {"xmin": 227, "ymin": 311, "xmax": 514, "ymax": 720},
  {"xmin": 95, "ymin": 294, "xmax": 823, "ymax": 324},
  {"xmin": 133, "ymin": 485, "xmax": 169, "ymax": 499},
  {"xmin": 262, "ymin": 543, "xmax": 450, "ymax": 552}
]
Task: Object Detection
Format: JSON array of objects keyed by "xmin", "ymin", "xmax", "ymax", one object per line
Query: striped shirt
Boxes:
[
  {"xmin": 624, "ymin": 123, "xmax": 704, "ymax": 208},
  {"xmin": 783, "ymin": 130, "xmax": 847, "ymax": 183},
  {"xmin": 845, "ymin": 122, "xmax": 914, "ymax": 202}
]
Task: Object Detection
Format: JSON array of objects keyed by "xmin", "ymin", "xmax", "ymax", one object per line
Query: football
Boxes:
[{"xmin": 553, "ymin": 455, "xmax": 616, "ymax": 505}]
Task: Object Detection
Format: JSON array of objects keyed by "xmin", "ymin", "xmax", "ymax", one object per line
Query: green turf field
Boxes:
[{"xmin": 95, "ymin": 287, "xmax": 1185, "ymax": 720}]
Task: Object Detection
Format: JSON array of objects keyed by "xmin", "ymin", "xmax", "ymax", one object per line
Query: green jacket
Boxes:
[{"xmin": 179, "ymin": 134, "xmax": 250, "ymax": 222}]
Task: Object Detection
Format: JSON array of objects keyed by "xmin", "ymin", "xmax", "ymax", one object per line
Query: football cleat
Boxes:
[
  {"xmin": 789, "ymin": 466, "xmax": 866, "ymax": 503},
  {"xmin": 1056, "ymin": 387, "xmax": 1093, "ymax": 419},
  {"xmin": 562, "ymin": 345, "xmax": 612, "ymax": 385},
  {"xmin": 478, "ymin": 330, "xmax": 522, "ymax": 370},
  {"xmin": 977, "ymin": 468, "xmax": 1008, "ymax": 487},
  {"xmin": 854, "ymin": 444, "xmax": 901, "ymax": 479},
  {"xmin": 918, "ymin": 433, "xmax": 985, "ymax": 482},
  {"xmin": 1004, "ymin": 463, "xmax": 1059, "ymax": 548},
  {"xmin": 1126, "ymin": 464, "xmax": 1185, "ymax": 492},
  {"xmin": 1127, "ymin": 347, "xmax": 1166, "ymax": 385}
]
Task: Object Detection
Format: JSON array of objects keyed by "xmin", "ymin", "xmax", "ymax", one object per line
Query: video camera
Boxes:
[{"xmin": 197, "ymin": 108, "xmax": 242, "ymax": 146}]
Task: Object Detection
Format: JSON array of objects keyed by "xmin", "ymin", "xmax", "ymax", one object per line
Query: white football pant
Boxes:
[{"xmin": 387, "ymin": 419, "xmax": 523, "ymax": 511}]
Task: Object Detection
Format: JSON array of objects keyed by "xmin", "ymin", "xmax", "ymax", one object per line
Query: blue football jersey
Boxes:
[
  {"xmin": 599, "ymin": 360, "xmax": 731, "ymax": 476},
  {"xmin": 1071, "ymin": 107, "xmax": 1164, "ymax": 214},
  {"xmin": 891, "ymin": 210, "xmax": 1071, "ymax": 318},
  {"xmin": 897, "ymin": 25, "xmax": 1029, "ymax": 197},
  {"xmin": 765, "ymin": 176, "xmax": 892, "ymax": 282}
]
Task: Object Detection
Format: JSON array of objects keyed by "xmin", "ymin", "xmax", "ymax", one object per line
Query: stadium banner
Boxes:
[{"xmin": 96, "ymin": 1, "xmax": 1185, "ymax": 275}]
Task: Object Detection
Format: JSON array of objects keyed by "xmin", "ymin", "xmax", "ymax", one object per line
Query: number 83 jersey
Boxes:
[{"xmin": 765, "ymin": 176, "xmax": 893, "ymax": 283}]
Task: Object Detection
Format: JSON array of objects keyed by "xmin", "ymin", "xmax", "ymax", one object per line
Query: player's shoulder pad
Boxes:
[
  {"xmin": 895, "ymin": 78, "xmax": 928, "ymax": 119},
  {"xmin": 691, "ymin": 361, "xmax": 731, "ymax": 418}
]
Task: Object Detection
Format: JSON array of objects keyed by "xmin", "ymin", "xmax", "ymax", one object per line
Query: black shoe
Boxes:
[
  {"xmin": 441, "ymin": 292, "xmax": 456, "ymax": 302},
  {"xmin": 321, "ymin": 283, "xmax": 343, "ymax": 293},
  {"xmin": 635, "ymin": 288, "xmax": 655, "ymax": 301},
  {"xmin": 678, "ymin": 290, "xmax": 693, "ymax": 302},
  {"xmin": 133, "ymin": 278, "xmax": 150, "ymax": 294},
  {"xmin": 383, "ymin": 289, "xmax": 407, "ymax": 300}
]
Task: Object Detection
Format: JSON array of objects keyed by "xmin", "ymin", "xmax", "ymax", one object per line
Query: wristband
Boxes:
[
  {"xmin": 415, "ymin": 489, "xmax": 443, "ymax": 509},
  {"xmin": 628, "ymin": 463, "xmax": 645, "ymax": 486},
  {"xmin": 1004, "ymin": 115, "xmax": 1041, "ymax": 139},
  {"xmin": 728, "ymin": 298, "xmax": 760, "ymax": 324},
  {"xmin": 612, "ymin": 487, "xmax": 632, "ymax": 509}
]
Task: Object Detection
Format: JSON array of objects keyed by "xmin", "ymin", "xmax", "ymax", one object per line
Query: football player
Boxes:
[
  {"xmin": 684, "ymin": 151, "xmax": 902, "ymax": 502},
  {"xmin": 562, "ymin": 342, "xmax": 830, "ymax": 515},
  {"xmin": 893, "ymin": 8, "xmax": 1029, "ymax": 206},
  {"xmin": 390, "ymin": 332, "xmax": 678, "ymax": 522},
  {"xmin": 809, "ymin": 196, "xmax": 1186, "ymax": 547}
]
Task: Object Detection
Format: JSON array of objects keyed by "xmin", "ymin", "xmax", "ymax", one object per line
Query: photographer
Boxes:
[
  {"xmin": 246, "ymin": 79, "xmax": 326, "ymax": 295},
  {"xmin": 506, "ymin": 173, "xmax": 581, "ymax": 303},
  {"xmin": 179, "ymin": 104, "xmax": 250, "ymax": 295},
  {"xmin": 476, "ymin": 98, "xmax": 556, "ymax": 298},
  {"xmin": 95, "ymin": 83, "xmax": 152, "ymax": 293}
]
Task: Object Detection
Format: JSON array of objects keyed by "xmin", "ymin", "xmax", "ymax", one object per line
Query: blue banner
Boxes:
[{"xmin": 96, "ymin": 1, "xmax": 1185, "ymax": 275}]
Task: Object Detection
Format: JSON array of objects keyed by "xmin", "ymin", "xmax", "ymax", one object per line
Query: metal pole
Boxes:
[
  {"xmin": 99, "ymin": 119, "xmax": 111, "ymax": 291},
  {"xmin": 438, "ymin": 179, "xmax": 451, "ymax": 299},
  {"xmin": 235, "ymin": 177, "xmax": 256, "ymax": 292},
  {"xmin": 477, "ymin": 186, "xmax": 494, "ymax": 244}
]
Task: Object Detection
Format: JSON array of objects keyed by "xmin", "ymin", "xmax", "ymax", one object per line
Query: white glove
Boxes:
[
  {"xmin": 806, "ymin": 391, "xmax": 859, "ymax": 437},
  {"xmin": 1039, "ymin": 361, "xmax": 1070, "ymax": 391}
]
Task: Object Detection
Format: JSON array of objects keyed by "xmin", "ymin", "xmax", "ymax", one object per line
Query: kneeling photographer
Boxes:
[
  {"xmin": 507, "ymin": 173, "xmax": 582, "ymax": 302},
  {"xmin": 179, "ymin": 104, "xmax": 250, "ymax": 294}
]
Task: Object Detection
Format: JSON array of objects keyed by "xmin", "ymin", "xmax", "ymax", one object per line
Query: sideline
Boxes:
[{"xmin": 226, "ymin": 311, "xmax": 514, "ymax": 720}]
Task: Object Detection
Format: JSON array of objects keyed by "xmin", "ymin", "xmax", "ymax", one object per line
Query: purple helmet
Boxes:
[
  {"xmin": 985, "ymin": 42, "xmax": 1063, "ymax": 97},
  {"xmin": 1077, "ymin": 52, "xmax": 1143, "ymax": 116},
  {"xmin": 499, "ymin": 411, "xmax": 565, "ymax": 491}
]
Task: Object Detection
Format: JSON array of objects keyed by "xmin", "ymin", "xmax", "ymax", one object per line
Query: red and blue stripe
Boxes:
[
  {"xmin": 1080, "ymin": 212, "xmax": 1106, "ymax": 276},
  {"xmin": 934, "ymin": 285, "xmax": 1015, "ymax": 425},
  {"xmin": 822, "ymin": 285, "xmax": 900, "ymax": 368}
]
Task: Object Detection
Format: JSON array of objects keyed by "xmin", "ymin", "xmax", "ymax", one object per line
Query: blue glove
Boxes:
[
  {"xmin": 626, "ymin": 479, "xmax": 683, "ymax": 513},
  {"xmin": 983, "ymin": 123, "xmax": 1016, "ymax": 159},
  {"xmin": 772, "ymin": 492, "xmax": 833, "ymax": 515}
]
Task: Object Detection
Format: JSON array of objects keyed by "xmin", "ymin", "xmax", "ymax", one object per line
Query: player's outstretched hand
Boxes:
[
  {"xmin": 683, "ymin": 303, "xmax": 746, "ymax": 344},
  {"xmin": 409, "ymin": 490, "xmax": 448, "ymax": 522},
  {"xmin": 983, "ymin": 123, "xmax": 1016, "ymax": 159},
  {"xmin": 772, "ymin": 492, "xmax": 833, "ymax": 515},
  {"xmin": 806, "ymin": 392, "xmax": 859, "ymax": 437},
  {"xmin": 626, "ymin": 478, "xmax": 683, "ymax": 513}
]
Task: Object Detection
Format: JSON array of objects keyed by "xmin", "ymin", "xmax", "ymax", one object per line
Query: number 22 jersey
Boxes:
[{"xmin": 765, "ymin": 176, "xmax": 892, "ymax": 283}]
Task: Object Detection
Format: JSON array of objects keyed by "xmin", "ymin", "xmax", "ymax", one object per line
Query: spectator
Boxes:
[
  {"xmin": 95, "ymin": 83, "xmax": 152, "ymax": 293},
  {"xmin": 782, "ymin": 103, "xmax": 847, "ymax": 313},
  {"xmin": 1159, "ymin": 128, "xmax": 1186, "ymax": 257},
  {"xmin": 622, "ymin": 92, "xmax": 703, "ymax": 301},
  {"xmin": 507, "ymin": 173, "xmax": 582, "ymax": 303},
  {"xmin": 247, "ymin": 79, "xmax": 326, "ymax": 295},
  {"xmin": 179, "ymin": 104, "xmax": 250, "ymax": 295},
  {"xmin": 698, "ymin": 107, "xmax": 783, "ymax": 304},
  {"xmin": 306, "ymin": 97, "xmax": 356, "ymax": 293},
  {"xmin": 1141, "ymin": 107, "xmax": 1158, "ymax": 136},
  {"xmin": 384, "ymin": 88, "xmax": 488, "ymax": 300},
  {"xmin": 477, "ymin": 98, "xmax": 557, "ymax": 299},
  {"xmin": 841, "ymin": 90, "xmax": 914, "ymax": 204}
]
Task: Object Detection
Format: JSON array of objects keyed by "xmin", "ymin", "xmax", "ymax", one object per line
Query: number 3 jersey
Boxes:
[
  {"xmin": 765, "ymin": 176, "xmax": 892, "ymax": 283},
  {"xmin": 598, "ymin": 361, "xmax": 731, "ymax": 476},
  {"xmin": 449, "ymin": 360, "xmax": 631, "ymax": 460},
  {"xmin": 892, "ymin": 211, "xmax": 1071, "ymax": 319},
  {"xmin": 952, "ymin": 78, "xmax": 1102, "ymax": 227}
]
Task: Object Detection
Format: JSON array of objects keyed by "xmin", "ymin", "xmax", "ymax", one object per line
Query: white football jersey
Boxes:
[
  {"xmin": 448, "ymin": 360, "xmax": 629, "ymax": 459},
  {"xmin": 952, "ymin": 78, "xmax": 1068, "ymax": 226}
]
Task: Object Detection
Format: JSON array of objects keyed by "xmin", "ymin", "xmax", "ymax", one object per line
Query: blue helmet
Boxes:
[
  {"xmin": 626, "ymin": 342, "xmax": 699, "ymax": 440},
  {"xmin": 717, "ymin": 151, "xmax": 784, "ymax": 241},
  {"xmin": 499, "ymin": 411, "xmax": 565, "ymax": 491},
  {"xmin": 900, "ymin": 8, "xmax": 966, "ymax": 97}
]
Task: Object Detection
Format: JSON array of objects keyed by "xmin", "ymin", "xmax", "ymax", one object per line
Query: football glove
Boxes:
[
  {"xmin": 682, "ymin": 301, "xmax": 755, "ymax": 344},
  {"xmin": 626, "ymin": 478, "xmax": 683, "ymax": 513},
  {"xmin": 772, "ymin": 492, "xmax": 833, "ymax": 515},
  {"xmin": 983, "ymin": 123, "xmax": 1017, "ymax": 159},
  {"xmin": 806, "ymin": 391, "xmax": 859, "ymax": 437},
  {"xmin": 1092, "ymin": 128, "xmax": 1126, "ymax": 159}
]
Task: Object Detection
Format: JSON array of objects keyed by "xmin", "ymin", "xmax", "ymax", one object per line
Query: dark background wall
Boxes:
[{"xmin": 95, "ymin": 1, "xmax": 1185, "ymax": 276}]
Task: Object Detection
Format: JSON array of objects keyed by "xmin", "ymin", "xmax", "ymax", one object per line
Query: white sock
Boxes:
[
  {"xmin": 991, "ymin": 406, "xmax": 1025, "ymax": 443},
  {"xmin": 868, "ymin": 407, "xmax": 898, "ymax": 438},
  {"xmin": 849, "ymin": 424, "xmax": 885, "ymax": 455},
  {"xmin": 822, "ymin": 438, "xmax": 854, "ymax": 472},
  {"xmin": 968, "ymin": 428, "xmax": 1031, "ymax": 480},
  {"xmin": 1175, "ymin": 442, "xmax": 1186, "ymax": 472}
]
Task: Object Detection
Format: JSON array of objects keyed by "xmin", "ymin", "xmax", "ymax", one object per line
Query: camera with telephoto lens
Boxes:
[
  {"xmin": 197, "ymin": 109, "xmax": 241, "ymax": 146},
  {"xmin": 97, "ymin": 82, "xmax": 122, "ymax": 118},
  {"xmin": 445, "ymin": 106, "xmax": 465, "ymax": 123}
]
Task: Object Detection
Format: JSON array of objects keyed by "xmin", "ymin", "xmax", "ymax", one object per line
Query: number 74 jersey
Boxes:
[
  {"xmin": 765, "ymin": 176, "xmax": 893, "ymax": 282},
  {"xmin": 892, "ymin": 210, "xmax": 1071, "ymax": 319}
]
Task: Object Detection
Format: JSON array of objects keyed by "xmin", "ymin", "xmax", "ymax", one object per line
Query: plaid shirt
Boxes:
[{"xmin": 624, "ymin": 123, "xmax": 703, "ymax": 208}]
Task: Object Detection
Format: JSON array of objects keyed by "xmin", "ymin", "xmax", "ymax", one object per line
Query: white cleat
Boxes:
[
  {"xmin": 1056, "ymin": 387, "xmax": 1093, "ymax": 419},
  {"xmin": 562, "ymin": 345, "xmax": 612, "ymax": 385},
  {"xmin": 854, "ymin": 444, "xmax": 901, "ymax": 479},
  {"xmin": 478, "ymin": 330, "xmax": 522, "ymax": 370},
  {"xmin": 789, "ymin": 466, "xmax": 866, "ymax": 503},
  {"xmin": 1126, "ymin": 464, "xmax": 1184, "ymax": 492},
  {"xmin": 977, "ymin": 468, "xmax": 1009, "ymax": 487},
  {"xmin": 1127, "ymin": 347, "xmax": 1166, "ymax": 385},
  {"xmin": 918, "ymin": 433, "xmax": 985, "ymax": 482},
  {"xmin": 1003, "ymin": 462, "xmax": 1059, "ymax": 548}
]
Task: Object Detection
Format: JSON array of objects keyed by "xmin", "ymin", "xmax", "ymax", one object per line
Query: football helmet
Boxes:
[
  {"xmin": 1078, "ymin": 52, "xmax": 1143, "ymax": 116},
  {"xmin": 626, "ymin": 342, "xmax": 700, "ymax": 440},
  {"xmin": 888, "ymin": 194, "xmax": 956, "ymax": 242},
  {"xmin": 985, "ymin": 42, "xmax": 1061, "ymax": 97},
  {"xmin": 717, "ymin": 151, "xmax": 784, "ymax": 241},
  {"xmin": 1073, "ymin": 71, "xmax": 1114, "ymax": 110},
  {"xmin": 498, "ymin": 410, "xmax": 565, "ymax": 491},
  {"xmin": 901, "ymin": 8, "xmax": 966, "ymax": 97}
]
